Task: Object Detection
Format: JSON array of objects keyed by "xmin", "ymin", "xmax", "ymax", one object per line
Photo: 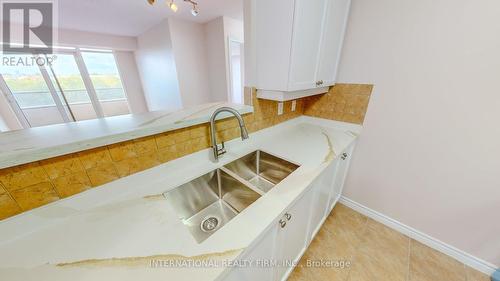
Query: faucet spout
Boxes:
[{"xmin": 209, "ymin": 107, "xmax": 249, "ymax": 162}]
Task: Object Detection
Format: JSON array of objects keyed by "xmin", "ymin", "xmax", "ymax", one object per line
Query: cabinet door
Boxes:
[
  {"xmin": 307, "ymin": 161, "xmax": 339, "ymax": 242},
  {"xmin": 273, "ymin": 190, "xmax": 314, "ymax": 281},
  {"xmin": 317, "ymin": 0, "xmax": 352, "ymax": 86},
  {"xmin": 287, "ymin": 0, "xmax": 328, "ymax": 91},
  {"xmin": 254, "ymin": 0, "xmax": 295, "ymax": 91},
  {"xmin": 328, "ymin": 143, "xmax": 355, "ymax": 212},
  {"xmin": 222, "ymin": 225, "xmax": 278, "ymax": 281}
]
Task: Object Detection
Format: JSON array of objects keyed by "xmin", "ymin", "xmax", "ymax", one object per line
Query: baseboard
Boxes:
[{"xmin": 339, "ymin": 196, "xmax": 497, "ymax": 276}]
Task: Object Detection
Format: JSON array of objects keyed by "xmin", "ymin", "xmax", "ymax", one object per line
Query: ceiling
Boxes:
[{"xmin": 56, "ymin": 0, "xmax": 243, "ymax": 37}]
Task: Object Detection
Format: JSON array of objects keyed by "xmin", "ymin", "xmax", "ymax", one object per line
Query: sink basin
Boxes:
[
  {"xmin": 163, "ymin": 169, "xmax": 261, "ymax": 243},
  {"xmin": 223, "ymin": 150, "xmax": 300, "ymax": 193},
  {"xmin": 163, "ymin": 150, "xmax": 300, "ymax": 243}
]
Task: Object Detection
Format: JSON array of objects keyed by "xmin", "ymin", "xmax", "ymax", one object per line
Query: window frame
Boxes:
[{"xmin": 79, "ymin": 49, "xmax": 131, "ymax": 112}]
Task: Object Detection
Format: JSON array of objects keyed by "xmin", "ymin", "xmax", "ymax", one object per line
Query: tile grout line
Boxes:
[
  {"xmin": 79, "ymin": 156, "xmax": 96, "ymax": 191},
  {"xmin": 38, "ymin": 162, "xmax": 63, "ymax": 200},
  {"xmin": 5, "ymin": 188, "xmax": 22, "ymax": 214}
]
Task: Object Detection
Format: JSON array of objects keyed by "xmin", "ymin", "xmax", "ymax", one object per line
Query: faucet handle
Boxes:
[{"xmin": 217, "ymin": 142, "xmax": 226, "ymax": 156}]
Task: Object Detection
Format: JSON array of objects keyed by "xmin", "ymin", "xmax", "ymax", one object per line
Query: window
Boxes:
[
  {"xmin": 0, "ymin": 48, "xmax": 131, "ymax": 128},
  {"xmin": 0, "ymin": 54, "xmax": 64, "ymax": 127},
  {"xmin": 46, "ymin": 53, "xmax": 98, "ymax": 121},
  {"xmin": 81, "ymin": 51, "xmax": 129, "ymax": 117}
]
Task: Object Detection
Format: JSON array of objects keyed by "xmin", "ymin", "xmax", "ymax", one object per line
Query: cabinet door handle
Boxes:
[
  {"xmin": 279, "ymin": 219, "xmax": 287, "ymax": 228},
  {"xmin": 285, "ymin": 213, "xmax": 292, "ymax": 221}
]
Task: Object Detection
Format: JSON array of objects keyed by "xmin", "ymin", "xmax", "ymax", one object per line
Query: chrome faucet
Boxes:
[{"xmin": 209, "ymin": 107, "xmax": 249, "ymax": 161}]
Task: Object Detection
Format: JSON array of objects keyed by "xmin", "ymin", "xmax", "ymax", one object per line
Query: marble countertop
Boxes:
[
  {"xmin": 0, "ymin": 102, "xmax": 253, "ymax": 169},
  {"xmin": 0, "ymin": 116, "xmax": 361, "ymax": 281}
]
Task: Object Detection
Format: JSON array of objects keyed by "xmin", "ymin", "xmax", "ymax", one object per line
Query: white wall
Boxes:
[
  {"xmin": 338, "ymin": 0, "xmax": 500, "ymax": 267},
  {"xmin": 205, "ymin": 17, "xmax": 228, "ymax": 102},
  {"xmin": 223, "ymin": 17, "xmax": 244, "ymax": 103},
  {"xmin": 114, "ymin": 51, "xmax": 148, "ymax": 114},
  {"xmin": 204, "ymin": 17, "xmax": 244, "ymax": 102},
  {"xmin": 135, "ymin": 19, "xmax": 183, "ymax": 112},
  {"xmin": 58, "ymin": 28, "xmax": 138, "ymax": 51},
  {"xmin": 5, "ymin": 23, "xmax": 137, "ymax": 51},
  {"xmin": 243, "ymin": 0, "xmax": 256, "ymax": 87},
  {"xmin": 168, "ymin": 18, "xmax": 211, "ymax": 107},
  {"xmin": 223, "ymin": 17, "xmax": 244, "ymax": 48}
]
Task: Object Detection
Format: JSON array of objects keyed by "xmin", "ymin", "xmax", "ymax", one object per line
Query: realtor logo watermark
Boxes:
[{"xmin": 1, "ymin": 0, "xmax": 57, "ymax": 54}]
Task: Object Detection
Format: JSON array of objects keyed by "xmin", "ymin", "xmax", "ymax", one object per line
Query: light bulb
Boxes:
[
  {"xmin": 169, "ymin": 1, "xmax": 178, "ymax": 12},
  {"xmin": 191, "ymin": 4, "xmax": 199, "ymax": 16}
]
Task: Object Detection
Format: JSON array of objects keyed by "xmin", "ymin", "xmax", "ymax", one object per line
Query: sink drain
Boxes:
[{"xmin": 201, "ymin": 216, "xmax": 219, "ymax": 232}]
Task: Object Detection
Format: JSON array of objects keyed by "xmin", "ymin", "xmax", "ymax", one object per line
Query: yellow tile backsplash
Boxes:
[
  {"xmin": 40, "ymin": 155, "xmax": 85, "ymax": 180},
  {"xmin": 86, "ymin": 162, "xmax": 120, "ymax": 187},
  {"xmin": 78, "ymin": 147, "xmax": 114, "ymax": 170},
  {"xmin": 0, "ymin": 162, "xmax": 50, "ymax": 192},
  {"xmin": 304, "ymin": 84, "xmax": 373, "ymax": 125},
  {"xmin": 0, "ymin": 183, "xmax": 6, "ymax": 195},
  {"xmin": 0, "ymin": 84, "xmax": 372, "ymax": 220},
  {"xmin": 0, "ymin": 193, "xmax": 21, "ymax": 220},
  {"xmin": 52, "ymin": 172, "xmax": 92, "ymax": 198},
  {"xmin": 108, "ymin": 141, "xmax": 139, "ymax": 162},
  {"xmin": 10, "ymin": 182, "xmax": 60, "ymax": 211}
]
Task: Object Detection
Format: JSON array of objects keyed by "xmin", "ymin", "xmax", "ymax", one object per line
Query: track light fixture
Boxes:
[
  {"xmin": 169, "ymin": 0, "xmax": 178, "ymax": 12},
  {"xmin": 147, "ymin": 0, "xmax": 199, "ymax": 17},
  {"xmin": 190, "ymin": 3, "xmax": 199, "ymax": 16}
]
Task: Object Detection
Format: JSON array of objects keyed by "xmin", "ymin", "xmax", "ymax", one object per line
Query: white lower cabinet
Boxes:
[
  {"xmin": 221, "ymin": 143, "xmax": 356, "ymax": 281},
  {"xmin": 222, "ymin": 226, "xmax": 278, "ymax": 281},
  {"xmin": 273, "ymin": 190, "xmax": 314, "ymax": 281},
  {"xmin": 328, "ymin": 143, "xmax": 355, "ymax": 212},
  {"xmin": 307, "ymin": 162, "xmax": 339, "ymax": 241}
]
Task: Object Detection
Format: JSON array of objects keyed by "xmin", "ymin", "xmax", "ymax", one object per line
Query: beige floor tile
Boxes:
[
  {"xmin": 291, "ymin": 204, "xmax": 476, "ymax": 281},
  {"xmin": 347, "ymin": 219, "xmax": 410, "ymax": 281},
  {"xmin": 289, "ymin": 204, "xmax": 368, "ymax": 281},
  {"xmin": 465, "ymin": 266, "xmax": 491, "ymax": 281},
  {"xmin": 326, "ymin": 203, "xmax": 368, "ymax": 231},
  {"xmin": 314, "ymin": 205, "xmax": 368, "ymax": 259},
  {"xmin": 409, "ymin": 239, "xmax": 466, "ymax": 281},
  {"xmin": 347, "ymin": 251, "xmax": 407, "ymax": 281}
]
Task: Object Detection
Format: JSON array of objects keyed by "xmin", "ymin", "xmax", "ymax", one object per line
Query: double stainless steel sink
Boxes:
[{"xmin": 163, "ymin": 150, "xmax": 299, "ymax": 243}]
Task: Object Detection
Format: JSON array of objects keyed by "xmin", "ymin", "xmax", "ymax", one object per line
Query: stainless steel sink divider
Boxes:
[
  {"xmin": 255, "ymin": 150, "xmax": 261, "ymax": 178},
  {"xmin": 215, "ymin": 169, "xmax": 240, "ymax": 215},
  {"xmin": 219, "ymin": 166, "xmax": 266, "ymax": 196},
  {"xmin": 216, "ymin": 169, "xmax": 223, "ymax": 200}
]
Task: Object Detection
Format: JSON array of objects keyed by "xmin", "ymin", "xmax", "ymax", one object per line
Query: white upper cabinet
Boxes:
[
  {"xmin": 288, "ymin": 0, "xmax": 328, "ymax": 91},
  {"xmin": 317, "ymin": 0, "xmax": 352, "ymax": 86},
  {"xmin": 246, "ymin": 0, "xmax": 351, "ymax": 101}
]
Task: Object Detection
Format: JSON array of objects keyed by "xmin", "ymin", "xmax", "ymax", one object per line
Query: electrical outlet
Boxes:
[
  {"xmin": 277, "ymin": 102, "xmax": 284, "ymax": 115},
  {"xmin": 291, "ymin": 100, "xmax": 297, "ymax": 112}
]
